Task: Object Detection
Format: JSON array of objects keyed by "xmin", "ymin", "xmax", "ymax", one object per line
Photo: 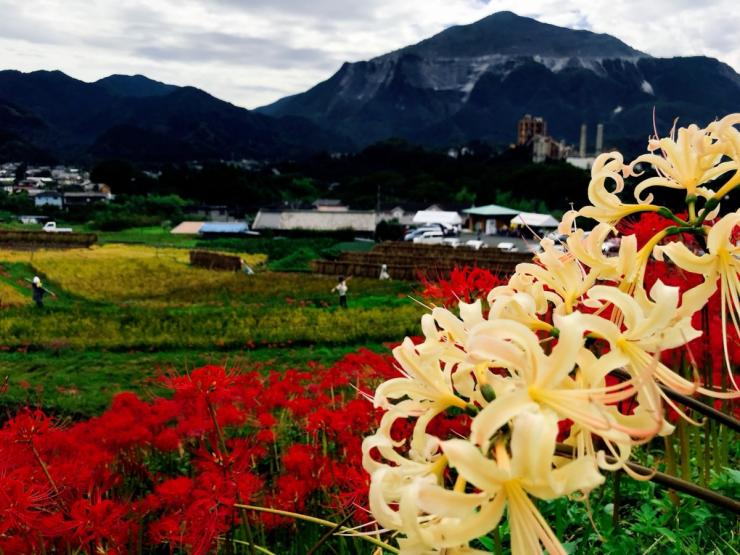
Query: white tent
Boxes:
[
  {"xmin": 510, "ymin": 212, "xmax": 559, "ymax": 228},
  {"xmin": 413, "ymin": 210, "xmax": 463, "ymax": 227}
]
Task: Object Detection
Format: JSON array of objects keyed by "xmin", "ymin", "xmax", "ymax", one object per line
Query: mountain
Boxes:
[
  {"xmin": 0, "ymin": 70, "xmax": 350, "ymax": 163},
  {"xmin": 95, "ymin": 74, "xmax": 178, "ymax": 98},
  {"xmin": 258, "ymin": 11, "xmax": 740, "ymax": 149}
]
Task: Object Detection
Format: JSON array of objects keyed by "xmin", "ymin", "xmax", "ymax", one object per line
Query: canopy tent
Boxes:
[
  {"xmin": 510, "ymin": 212, "xmax": 559, "ymax": 228},
  {"xmin": 412, "ymin": 210, "xmax": 463, "ymax": 227},
  {"xmin": 463, "ymin": 204, "xmax": 520, "ymax": 217}
]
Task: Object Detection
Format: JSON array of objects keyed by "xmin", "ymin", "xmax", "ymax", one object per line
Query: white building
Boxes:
[{"xmin": 253, "ymin": 209, "xmax": 377, "ymax": 232}]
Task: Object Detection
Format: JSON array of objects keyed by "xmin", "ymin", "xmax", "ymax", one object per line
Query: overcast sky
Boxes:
[{"xmin": 1, "ymin": 0, "xmax": 738, "ymax": 109}]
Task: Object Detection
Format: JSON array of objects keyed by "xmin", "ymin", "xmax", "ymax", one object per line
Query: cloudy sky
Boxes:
[{"xmin": 1, "ymin": 0, "xmax": 738, "ymax": 109}]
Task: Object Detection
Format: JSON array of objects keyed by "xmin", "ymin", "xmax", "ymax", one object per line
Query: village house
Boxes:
[{"xmin": 33, "ymin": 190, "xmax": 64, "ymax": 209}]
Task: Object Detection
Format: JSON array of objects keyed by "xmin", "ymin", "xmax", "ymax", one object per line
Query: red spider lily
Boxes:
[
  {"xmin": 67, "ymin": 498, "xmax": 133, "ymax": 550},
  {"xmin": 0, "ymin": 347, "xmax": 403, "ymax": 553},
  {"xmin": 3, "ymin": 408, "xmax": 56, "ymax": 443},
  {"xmin": 420, "ymin": 265, "xmax": 504, "ymax": 307},
  {"xmin": 617, "ymin": 211, "xmax": 693, "ymax": 249}
]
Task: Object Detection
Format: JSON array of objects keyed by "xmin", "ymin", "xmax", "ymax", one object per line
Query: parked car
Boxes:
[
  {"xmin": 42, "ymin": 221, "xmax": 73, "ymax": 233},
  {"xmin": 465, "ymin": 240, "xmax": 486, "ymax": 250},
  {"xmin": 496, "ymin": 242, "xmax": 518, "ymax": 252},
  {"xmin": 404, "ymin": 223, "xmax": 457, "ymax": 241},
  {"xmin": 413, "ymin": 230, "xmax": 445, "ymax": 244},
  {"xmin": 404, "ymin": 226, "xmax": 439, "ymax": 241}
]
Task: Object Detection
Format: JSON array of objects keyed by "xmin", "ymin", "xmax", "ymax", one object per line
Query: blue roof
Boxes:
[{"xmin": 199, "ymin": 222, "xmax": 249, "ymax": 233}]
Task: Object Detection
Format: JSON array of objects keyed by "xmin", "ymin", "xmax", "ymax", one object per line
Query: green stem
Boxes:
[
  {"xmin": 207, "ymin": 397, "xmax": 257, "ymax": 555},
  {"xmin": 228, "ymin": 539, "xmax": 276, "ymax": 555},
  {"xmin": 704, "ymin": 419, "xmax": 712, "ymax": 486},
  {"xmin": 494, "ymin": 527, "xmax": 503, "ymax": 555},
  {"xmin": 234, "ymin": 504, "xmax": 401, "ymax": 553},
  {"xmin": 612, "ymin": 471, "xmax": 622, "ymax": 530},
  {"xmin": 610, "ymin": 369, "xmax": 740, "ymax": 432},
  {"xmin": 556, "ymin": 444, "xmax": 740, "ymax": 514},
  {"xmin": 687, "ymin": 197, "xmax": 697, "ymax": 224},
  {"xmin": 693, "ymin": 422, "xmax": 703, "ymax": 482},
  {"xmin": 657, "ymin": 206, "xmax": 690, "ymax": 226},
  {"xmin": 678, "ymin": 420, "xmax": 691, "ymax": 481},
  {"xmin": 713, "ymin": 422, "xmax": 723, "ymax": 476},
  {"xmin": 662, "ymin": 436, "xmax": 680, "ymax": 507},
  {"xmin": 306, "ymin": 510, "xmax": 356, "ymax": 555},
  {"xmin": 695, "ymin": 197, "xmax": 720, "ymax": 226}
]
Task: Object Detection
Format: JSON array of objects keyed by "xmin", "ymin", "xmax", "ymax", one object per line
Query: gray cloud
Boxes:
[
  {"xmin": 205, "ymin": 0, "xmax": 379, "ymax": 22},
  {"xmin": 134, "ymin": 31, "xmax": 339, "ymax": 70},
  {"xmin": 0, "ymin": 2, "xmax": 69, "ymax": 45},
  {"xmin": 0, "ymin": 0, "xmax": 737, "ymax": 109}
]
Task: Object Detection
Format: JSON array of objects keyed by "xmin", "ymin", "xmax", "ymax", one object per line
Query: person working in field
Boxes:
[
  {"xmin": 331, "ymin": 275, "xmax": 350, "ymax": 308},
  {"xmin": 240, "ymin": 258, "xmax": 255, "ymax": 275},
  {"xmin": 27, "ymin": 276, "xmax": 56, "ymax": 308},
  {"xmin": 379, "ymin": 264, "xmax": 391, "ymax": 280}
]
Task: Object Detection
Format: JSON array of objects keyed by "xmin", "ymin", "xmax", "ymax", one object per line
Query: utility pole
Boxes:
[{"xmin": 375, "ymin": 183, "xmax": 381, "ymax": 242}]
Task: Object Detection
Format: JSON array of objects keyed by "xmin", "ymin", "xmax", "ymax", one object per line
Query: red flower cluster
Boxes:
[
  {"xmin": 420, "ymin": 266, "xmax": 504, "ymax": 307},
  {"xmin": 617, "ymin": 211, "xmax": 694, "ymax": 249},
  {"xmin": 0, "ymin": 349, "xmax": 400, "ymax": 554}
]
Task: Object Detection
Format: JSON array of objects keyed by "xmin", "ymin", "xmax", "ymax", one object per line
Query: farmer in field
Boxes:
[
  {"xmin": 379, "ymin": 264, "xmax": 391, "ymax": 280},
  {"xmin": 28, "ymin": 276, "xmax": 56, "ymax": 308},
  {"xmin": 240, "ymin": 258, "xmax": 255, "ymax": 275},
  {"xmin": 331, "ymin": 275, "xmax": 350, "ymax": 308}
]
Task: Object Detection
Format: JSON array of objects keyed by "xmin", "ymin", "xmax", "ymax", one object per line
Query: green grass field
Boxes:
[{"xmin": 0, "ymin": 240, "xmax": 422, "ymax": 417}]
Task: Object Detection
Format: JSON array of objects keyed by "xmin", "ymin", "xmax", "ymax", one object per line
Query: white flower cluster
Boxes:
[{"xmin": 363, "ymin": 114, "xmax": 740, "ymax": 554}]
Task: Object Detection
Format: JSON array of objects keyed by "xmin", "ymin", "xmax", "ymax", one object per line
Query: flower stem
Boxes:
[
  {"xmin": 555, "ymin": 444, "xmax": 740, "ymax": 514},
  {"xmin": 30, "ymin": 442, "xmax": 60, "ymax": 496},
  {"xmin": 612, "ymin": 471, "xmax": 622, "ymax": 530},
  {"xmin": 228, "ymin": 539, "xmax": 276, "ymax": 555},
  {"xmin": 662, "ymin": 436, "xmax": 680, "ymax": 507},
  {"xmin": 306, "ymin": 510, "xmax": 356, "ymax": 555},
  {"xmin": 610, "ymin": 369, "xmax": 740, "ymax": 432},
  {"xmin": 206, "ymin": 397, "xmax": 257, "ymax": 555},
  {"xmin": 234, "ymin": 504, "xmax": 401, "ymax": 553}
]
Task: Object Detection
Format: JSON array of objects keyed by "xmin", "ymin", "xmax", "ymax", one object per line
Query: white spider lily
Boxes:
[
  {"xmin": 579, "ymin": 152, "xmax": 660, "ymax": 225},
  {"xmin": 582, "ymin": 282, "xmax": 738, "ymax": 400},
  {"xmin": 487, "ymin": 291, "xmax": 554, "ymax": 333},
  {"xmin": 566, "ymin": 223, "xmax": 639, "ymax": 284},
  {"xmin": 465, "ymin": 314, "xmax": 657, "ymax": 472},
  {"xmin": 416, "ymin": 411, "xmax": 603, "ymax": 555},
  {"xmin": 654, "ymin": 211, "xmax": 740, "ymax": 389},
  {"xmin": 488, "ymin": 273, "xmax": 551, "ymax": 316},
  {"xmin": 515, "ymin": 240, "xmax": 595, "ymax": 313},
  {"xmin": 705, "ymin": 114, "xmax": 740, "ymax": 199},
  {"xmin": 627, "ymin": 123, "xmax": 736, "ymax": 202},
  {"xmin": 382, "ymin": 337, "xmax": 469, "ymax": 410}
]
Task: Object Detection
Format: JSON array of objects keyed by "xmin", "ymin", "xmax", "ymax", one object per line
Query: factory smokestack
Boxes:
[
  {"xmin": 579, "ymin": 124, "xmax": 587, "ymax": 157},
  {"xmin": 595, "ymin": 123, "xmax": 604, "ymax": 154}
]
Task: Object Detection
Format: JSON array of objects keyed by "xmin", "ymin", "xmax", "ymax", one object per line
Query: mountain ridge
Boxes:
[
  {"xmin": 1, "ymin": 11, "xmax": 738, "ymax": 163},
  {"xmin": 258, "ymin": 11, "xmax": 739, "ymax": 149},
  {"xmin": 0, "ymin": 70, "xmax": 352, "ymax": 163}
]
